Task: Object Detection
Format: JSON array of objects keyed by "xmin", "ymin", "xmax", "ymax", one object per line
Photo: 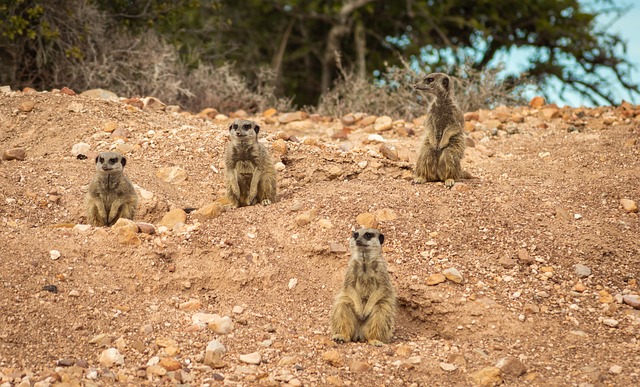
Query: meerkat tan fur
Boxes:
[
  {"xmin": 413, "ymin": 72, "xmax": 466, "ymax": 188},
  {"xmin": 330, "ymin": 228, "xmax": 396, "ymax": 346},
  {"xmin": 225, "ymin": 119, "xmax": 277, "ymax": 207},
  {"xmin": 85, "ymin": 151, "xmax": 138, "ymax": 226}
]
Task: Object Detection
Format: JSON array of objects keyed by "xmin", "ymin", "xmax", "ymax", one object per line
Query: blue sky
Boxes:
[{"xmin": 499, "ymin": 0, "xmax": 640, "ymax": 107}]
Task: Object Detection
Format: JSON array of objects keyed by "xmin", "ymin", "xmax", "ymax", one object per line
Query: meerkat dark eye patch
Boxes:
[
  {"xmin": 97, "ymin": 157, "xmax": 103, "ymax": 164},
  {"xmin": 233, "ymin": 124, "xmax": 238, "ymax": 130},
  {"xmin": 364, "ymin": 232, "xmax": 373, "ymax": 240},
  {"xmin": 442, "ymin": 78, "xmax": 449, "ymax": 88},
  {"xmin": 353, "ymin": 231, "xmax": 359, "ymax": 239},
  {"xmin": 109, "ymin": 157, "xmax": 118, "ymax": 164},
  {"xmin": 243, "ymin": 124, "xmax": 251, "ymax": 129},
  {"xmin": 426, "ymin": 77, "xmax": 434, "ymax": 83}
]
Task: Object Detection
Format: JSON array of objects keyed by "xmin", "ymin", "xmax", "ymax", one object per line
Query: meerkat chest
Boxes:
[{"xmin": 235, "ymin": 160, "xmax": 257, "ymax": 175}]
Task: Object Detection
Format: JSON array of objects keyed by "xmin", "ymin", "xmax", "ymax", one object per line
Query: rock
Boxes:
[
  {"xmin": 470, "ymin": 367, "xmax": 502, "ymax": 386},
  {"xmin": 523, "ymin": 303, "xmax": 539, "ymax": 315},
  {"xmin": 2, "ymin": 148, "xmax": 26, "ymax": 161},
  {"xmin": 348, "ymin": 361, "xmax": 370, "ymax": 372},
  {"xmin": 464, "ymin": 112, "xmax": 479, "ymax": 121},
  {"xmin": 326, "ymin": 375, "xmax": 344, "ymax": 386},
  {"xmin": 288, "ymin": 278, "xmax": 298, "ymax": 290},
  {"xmin": 262, "ymin": 108, "xmax": 277, "ymax": 117},
  {"xmin": 68, "ymin": 289, "xmax": 80, "ymax": 297},
  {"xmin": 496, "ymin": 357, "xmax": 526, "ymax": 377},
  {"xmin": 112, "ymin": 218, "xmax": 141, "ymax": 246},
  {"xmin": 295, "ymin": 209, "xmax": 317, "ymax": 226},
  {"xmin": 208, "ymin": 316, "xmax": 234, "ymax": 334},
  {"xmin": 622, "ymin": 294, "xmax": 640, "ymax": 309},
  {"xmin": 375, "ymin": 208, "xmax": 397, "ymax": 222},
  {"xmin": 161, "ymin": 208, "xmax": 187, "ymax": 229},
  {"xmin": 159, "ymin": 358, "xmax": 182, "ymax": 371},
  {"xmin": 142, "ymin": 96, "xmax": 166, "ymax": 111},
  {"xmin": 322, "ymin": 350, "xmax": 344, "ymax": 367},
  {"xmin": 205, "ymin": 340, "xmax": 226, "ymax": 355},
  {"xmin": 426, "ymin": 273, "xmax": 446, "ymax": 286},
  {"xmin": 275, "ymin": 162, "xmax": 286, "ymax": 171},
  {"xmin": 192, "ymin": 203, "xmax": 222, "ymax": 221},
  {"xmin": 379, "ymin": 144, "xmax": 398, "ymax": 160},
  {"xmin": 574, "ymin": 264, "xmax": 591, "ymax": 278},
  {"xmin": 99, "ymin": 348, "xmax": 124, "ymax": 367},
  {"xmin": 511, "ymin": 113, "xmax": 525, "ymax": 123},
  {"xmin": 541, "ymin": 107, "xmax": 560, "ymax": 120},
  {"xmin": 341, "ymin": 114, "xmax": 357, "ymax": 125},
  {"xmin": 19, "ymin": 100, "xmax": 35, "ymax": 112},
  {"xmin": 599, "ymin": 290, "xmax": 613, "ymax": 303},
  {"xmin": 573, "ymin": 282, "xmax": 586, "ymax": 292},
  {"xmin": 50, "ymin": 250, "xmax": 61, "ymax": 260},
  {"xmin": 137, "ymin": 222, "xmax": 156, "ymax": 234},
  {"xmin": 179, "ymin": 299, "xmax": 202, "ymax": 311},
  {"xmin": 440, "ymin": 362, "xmax": 457, "ymax": 372},
  {"xmin": 198, "ymin": 107, "xmax": 219, "ymax": 118},
  {"xmin": 239, "ymin": 352, "xmax": 261, "ymax": 365},
  {"xmin": 394, "ymin": 344, "xmax": 412, "ymax": 357},
  {"xmin": 80, "ymin": 88, "xmax": 119, "ymax": 101},
  {"xmin": 484, "ymin": 119, "xmax": 502, "ymax": 130},
  {"xmin": 517, "ymin": 249, "xmax": 534, "ymax": 265},
  {"xmin": 279, "ymin": 111, "xmax": 308, "ymax": 123},
  {"xmin": 272, "ymin": 139, "xmax": 288, "ymax": 155},
  {"xmin": 602, "ymin": 318, "xmax": 619, "ymax": 328},
  {"xmin": 443, "ymin": 268, "xmax": 463, "ymax": 284},
  {"xmin": 498, "ymin": 256, "xmax": 516, "ymax": 269},
  {"xmin": 231, "ymin": 109, "xmax": 248, "ymax": 118},
  {"xmin": 609, "ymin": 365, "xmax": 623, "ymax": 375},
  {"xmin": 529, "ymin": 96, "xmax": 545, "ymax": 108},
  {"xmin": 620, "ymin": 198, "xmax": 638, "ymax": 213},
  {"xmin": 156, "ymin": 166, "xmax": 187, "ymax": 183},
  {"xmin": 356, "ymin": 212, "xmax": 378, "ymax": 228},
  {"xmin": 71, "ymin": 143, "xmax": 91, "ymax": 157},
  {"xmin": 374, "ymin": 116, "xmax": 393, "ymax": 131}
]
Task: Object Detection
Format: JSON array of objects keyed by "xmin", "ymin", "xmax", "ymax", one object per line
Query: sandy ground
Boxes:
[{"xmin": 0, "ymin": 89, "xmax": 639, "ymax": 386}]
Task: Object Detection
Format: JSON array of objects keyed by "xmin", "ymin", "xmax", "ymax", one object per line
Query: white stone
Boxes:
[
  {"xmin": 232, "ymin": 305, "xmax": 244, "ymax": 314},
  {"xmin": 147, "ymin": 356, "xmax": 160, "ymax": 366},
  {"xmin": 205, "ymin": 339, "xmax": 226, "ymax": 355},
  {"xmin": 71, "ymin": 142, "xmax": 91, "ymax": 157},
  {"xmin": 275, "ymin": 162, "xmax": 286, "ymax": 172},
  {"xmin": 192, "ymin": 313, "xmax": 221, "ymax": 325},
  {"xmin": 439, "ymin": 362, "xmax": 457, "ymax": 371},
  {"xmin": 50, "ymin": 250, "xmax": 61, "ymax": 260},
  {"xmin": 99, "ymin": 348, "xmax": 124, "ymax": 367},
  {"xmin": 602, "ymin": 318, "xmax": 619, "ymax": 328},
  {"xmin": 288, "ymin": 278, "xmax": 298, "ymax": 290},
  {"xmin": 239, "ymin": 352, "xmax": 261, "ymax": 365},
  {"xmin": 609, "ymin": 365, "xmax": 623, "ymax": 375}
]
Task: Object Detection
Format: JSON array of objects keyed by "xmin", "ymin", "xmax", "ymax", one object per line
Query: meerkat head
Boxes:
[
  {"xmin": 350, "ymin": 228, "xmax": 384, "ymax": 254},
  {"xmin": 229, "ymin": 119, "xmax": 259, "ymax": 142},
  {"xmin": 95, "ymin": 151, "xmax": 126, "ymax": 173},
  {"xmin": 413, "ymin": 72, "xmax": 453, "ymax": 97}
]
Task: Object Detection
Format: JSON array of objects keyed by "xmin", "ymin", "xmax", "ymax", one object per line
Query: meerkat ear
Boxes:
[
  {"xmin": 378, "ymin": 233, "xmax": 384, "ymax": 245},
  {"xmin": 442, "ymin": 77, "xmax": 449, "ymax": 89},
  {"xmin": 121, "ymin": 156, "xmax": 127, "ymax": 167},
  {"xmin": 229, "ymin": 124, "xmax": 233, "ymax": 131},
  {"xmin": 95, "ymin": 155, "xmax": 100, "ymax": 164},
  {"xmin": 254, "ymin": 125, "xmax": 260, "ymax": 134}
]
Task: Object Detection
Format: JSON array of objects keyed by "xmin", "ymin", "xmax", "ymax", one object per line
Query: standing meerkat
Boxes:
[
  {"xmin": 413, "ymin": 72, "xmax": 466, "ymax": 188},
  {"xmin": 225, "ymin": 119, "xmax": 277, "ymax": 207},
  {"xmin": 330, "ymin": 228, "xmax": 396, "ymax": 346},
  {"xmin": 85, "ymin": 151, "xmax": 138, "ymax": 226}
]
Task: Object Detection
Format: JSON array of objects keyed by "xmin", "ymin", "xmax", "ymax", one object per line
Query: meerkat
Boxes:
[
  {"xmin": 225, "ymin": 119, "xmax": 277, "ymax": 207},
  {"xmin": 85, "ymin": 151, "xmax": 138, "ymax": 226},
  {"xmin": 413, "ymin": 72, "xmax": 467, "ymax": 188},
  {"xmin": 330, "ymin": 228, "xmax": 396, "ymax": 346}
]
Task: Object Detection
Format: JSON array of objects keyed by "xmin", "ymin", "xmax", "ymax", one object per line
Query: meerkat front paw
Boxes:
[
  {"xmin": 261, "ymin": 199, "xmax": 272, "ymax": 206},
  {"xmin": 331, "ymin": 334, "xmax": 349, "ymax": 344},
  {"xmin": 413, "ymin": 176, "xmax": 427, "ymax": 184},
  {"xmin": 444, "ymin": 178, "xmax": 455, "ymax": 188},
  {"xmin": 368, "ymin": 339, "xmax": 385, "ymax": 347}
]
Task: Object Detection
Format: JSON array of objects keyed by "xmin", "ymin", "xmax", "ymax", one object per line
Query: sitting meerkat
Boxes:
[
  {"xmin": 413, "ymin": 72, "xmax": 467, "ymax": 188},
  {"xmin": 330, "ymin": 228, "xmax": 396, "ymax": 346},
  {"xmin": 225, "ymin": 119, "xmax": 277, "ymax": 207},
  {"xmin": 85, "ymin": 151, "xmax": 138, "ymax": 226}
]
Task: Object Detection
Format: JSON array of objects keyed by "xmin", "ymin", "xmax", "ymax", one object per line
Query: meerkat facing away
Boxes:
[
  {"xmin": 85, "ymin": 151, "xmax": 138, "ymax": 226},
  {"xmin": 413, "ymin": 72, "xmax": 467, "ymax": 188},
  {"xmin": 330, "ymin": 228, "xmax": 396, "ymax": 346},
  {"xmin": 225, "ymin": 119, "xmax": 277, "ymax": 207}
]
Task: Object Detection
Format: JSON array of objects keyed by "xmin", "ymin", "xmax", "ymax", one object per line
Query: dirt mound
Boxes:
[{"xmin": 1, "ymin": 89, "xmax": 639, "ymax": 386}]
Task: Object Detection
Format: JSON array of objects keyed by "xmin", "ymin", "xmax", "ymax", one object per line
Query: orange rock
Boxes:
[
  {"xmin": 263, "ymin": 108, "xmax": 277, "ymax": 117},
  {"xmin": 60, "ymin": 87, "xmax": 76, "ymax": 95},
  {"xmin": 529, "ymin": 96, "xmax": 545, "ymax": 108},
  {"xmin": 464, "ymin": 111, "xmax": 479, "ymax": 121}
]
